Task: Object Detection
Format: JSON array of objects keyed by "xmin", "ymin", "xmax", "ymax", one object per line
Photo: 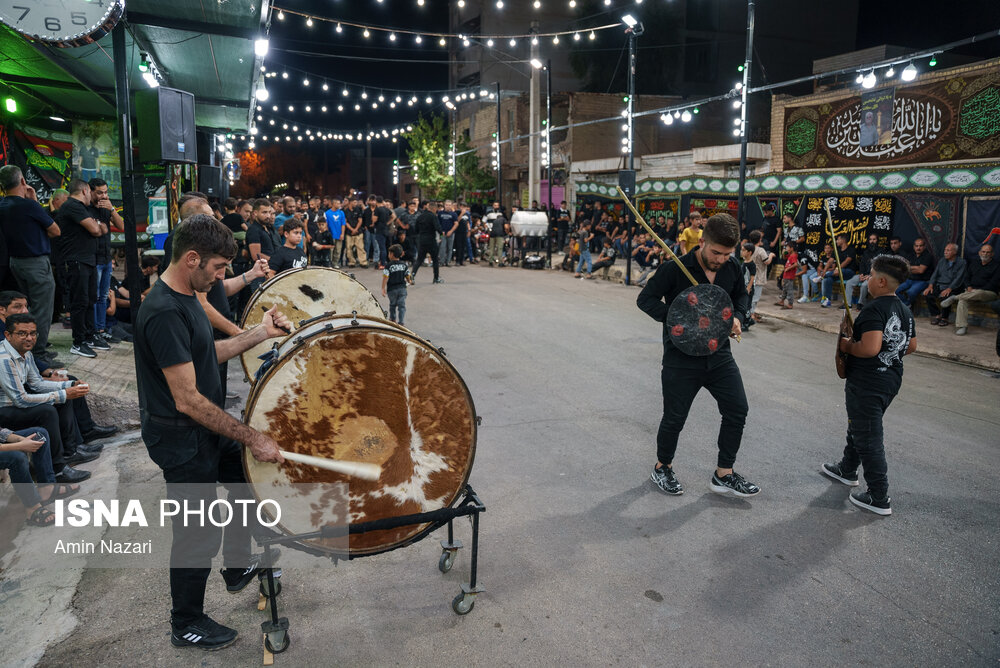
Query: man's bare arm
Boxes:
[
  {"xmin": 162, "ymin": 362, "xmax": 282, "ymax": 463},
  {"xmin": 213, "ymin": 305, "xmax": 290, "ymax": 363}
]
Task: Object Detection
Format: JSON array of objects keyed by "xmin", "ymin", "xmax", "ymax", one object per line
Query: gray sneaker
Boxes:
[{"xmin": 650, "ymin": 465, "xmax": 683, "ymax": 495}]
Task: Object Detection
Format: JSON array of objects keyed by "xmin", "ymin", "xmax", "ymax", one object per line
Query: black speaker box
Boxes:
[
  {"xmin": 198, "ymin": 165, "xmax": 222, "ymax": 198},
  {"xmin": 135, "ymin": 87, "xmax": 197, "ymax": 164},
  {"xmin": 618, "ymin": 169, "xmax": 636, "ymax": 197}
]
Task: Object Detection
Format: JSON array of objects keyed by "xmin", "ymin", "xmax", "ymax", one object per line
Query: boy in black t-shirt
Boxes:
[
  {"xmin": 268, "ymin": 218, "xmax": 308, "ymax": 275},
  {"xmin": 822, "ymin": 254, "xmax": 917, "ymax": 516},
  {"xmin": 381, "ymin": 244, "xmax": 410, "ymax": 325},
  {"xmin": 310, "ymin": 217, "xmax": 334, "ymax": 267}
]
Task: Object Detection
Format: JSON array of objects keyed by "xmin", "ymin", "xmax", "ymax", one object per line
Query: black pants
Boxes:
[
  {"xmin": 556, "ymin": 227, "xmax": 568, "ymax": 253},
  {"xmin": 0, "ymin": 403, "xmax": 80, "ymax": 472},
  {"xmin": 65, "ymin": 374, "xmax": 96, "ymax": 434},
  {"xmin": 925, "ymin": 284, "xmax": 955, "ymax": 320},
  {"xmin": 152, "ymin": 426, "xmax": 255, "ymax": 629},
  {"xmin": 64, "ymin": 260, "xmax": 97, "ymax": 346},
  {"xmin": 411, "ymin": 238, "xmax": 440, "ymax": 281},
  {"xmin": 454, "ymin": 234, "xmax": 468, "ymax": 264},
  {"xmin": 657, "ymin": 356, "xmax": 749, "ymax": 469},
  {"xmin": 841, "ymin": 379, "xmax": 899, "ymax": 500},
  {"xmin": 592, "ymin": 259, "xmax": 615, "ymax": 273}
]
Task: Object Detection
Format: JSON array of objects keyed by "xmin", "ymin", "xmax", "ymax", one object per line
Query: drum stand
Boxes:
[{"xmin": 252, "ymin": 484, "xmax": 486, "ymax": 659}]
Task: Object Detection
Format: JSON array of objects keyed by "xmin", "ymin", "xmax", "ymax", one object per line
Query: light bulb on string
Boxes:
[
  {"xmin": 306, "ymin": 16, "xmax": 313, "ymax": 27},
  {"xmin": 337, "ymin": 104, "xmax": 344, "ymax": 111},
  {"xmin": 509, "ymin": 38, "xmax": 516, "ymax": 47},
  {"xmin": 389, "ymin": 32, "xmax": 396, "ymax": 41},
  {"xmin": 342, "ymin": 87, "xmax": 349, "ymax": 96},
  {"xmin": 573, "ymin": 32, "xmax": 580, "ymax": 41},
  {"xmin": 439, "ymin": 37, "xmax": 447, "ymax": 46},
  {"xmin": 553, "ymin": 35, "xmax": 559, "ymax": 44},
  {"xmin": 277, "ymin": 10, "xmax": 284, "ymax": 20},
  {"xmin": 363, "ymin": 28, "xmax": 370, "ymax": 38},
  {"xmin": 901, "ymin": 62, "xmax": 917, "ymax": 81},
  {"xmin": 681, "ymin": 110, "xmax": 692, "ymax": 122},
  {"xmin": 336, "ymin": 23, "xmax": 342, "ymax": 33},
  {"xmin": 496, "ymin": 0, "xmax": 504, "ymax": 7},
  {"xmin": 322, "ymin": 82, "xmax": 329, "ymax": 91},
  {"xmin": 533, "ymin": 0, "xmax": 541, "ymax": 7},
  {"xmin": 415, "ymin": 35, "xmax": 422, "ymax": 44},
  {"xmin": 885, "ymin": 66, "xmax": 895, "ymax": 78},
  {"xmin": 321, "ymin": 105, "xmax": 327, "ymax": 112},
  {"xmin": 487, "ymin": 39, "xmax": 494, "ymax": 47},
  {"xmin": 281, "ymin": 71, "xmax": 288, "ymax": 79},
  {"xmin": 531, "ymin": 35, "xmax": 539, "ymax": 45},
  {"xmin": 303, "ymin": 78, "xmax": 310, "ymax": 86},
  {"xmin": 589, "ymin": 31, "xmax": 596, "ymax": 40}
]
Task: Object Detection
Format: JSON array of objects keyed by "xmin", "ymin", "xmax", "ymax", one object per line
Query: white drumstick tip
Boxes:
[{"xmin": 279, "ymin": 450, "xmax": 382, "ymax": 481}]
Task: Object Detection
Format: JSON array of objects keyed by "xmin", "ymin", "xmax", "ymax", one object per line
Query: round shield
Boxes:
[{"xmin": 666, "ymin": 284, "xmax": 735, "ymax": 356}]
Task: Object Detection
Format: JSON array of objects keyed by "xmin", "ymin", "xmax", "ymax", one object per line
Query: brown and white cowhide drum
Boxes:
[
  {"xmin": 239, "ymin": 267, "xmax": 385, "ymax": 380},
  {"xmin": 242, "ymin": 315, "xmax": 478, "ymax": 557}
]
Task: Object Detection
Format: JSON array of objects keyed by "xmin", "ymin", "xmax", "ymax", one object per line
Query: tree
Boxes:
[
  {"xmin": 231, "ymin": 144, "xmax": 318, "ymax": 198},
  {"xmin": 405, "ymin": 114, "xmax": 494, "ymax": 200}
]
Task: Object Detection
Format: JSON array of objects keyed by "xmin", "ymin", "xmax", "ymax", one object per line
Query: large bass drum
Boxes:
[
  {"xmin": 239, "ymin": 267, "xmax": 384, "ymax": 380},
  {"xmin": 242, "ymin": 314, "xmax": 478, "ymax": 557}
]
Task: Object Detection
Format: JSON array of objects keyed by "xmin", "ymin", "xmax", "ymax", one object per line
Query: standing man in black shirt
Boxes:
[
  {"xmin": 556, "ymin": 201, "xmax": 571, "ymax": 253},
  {"xmin": 374, "ymin": 196, "xmax": 396, "ymax": 269},
  {"xmin": 135, "ymin": 214, "xmax": 289, "ymax": 651},
  {"xmin": 219, "ymin": 197, "xmax": 247, "ymax": 233},
  {"xmin": 0, "ymin": 165, "xmax": 61, "ymax": 362},
  {"xmin": 761, "ymin": 203, "xmax": 782, "ymax": 258},
  {"xmin": 88, "ymin": 178, "xmax": 122, "ymax": 345},
  {"xmin": 54, "ymin": 179, "xmax": 106, "ymax": 359},
  {"xmin": 411, "ymin": 200, "xmax": 443, "ymax": 284},
  {"xmin": 437, "ymin": 200, "xmax": 459, "ymax": 267},
  {"xmin": 244, "ymin": 198, "xmax": 279, "ymax": 292},
  {"xmin": 637, "ymin": 213, "xmax": 759, "ymax": 498}
]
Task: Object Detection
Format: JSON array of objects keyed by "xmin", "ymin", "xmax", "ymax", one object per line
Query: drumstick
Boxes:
[
  {"xmin": 616, "ymin": 186, "xmax": 741, "ymax": 343},
  {"xmin": 278, "ymin": 450, "xmax": 381, "ymax": 480}
]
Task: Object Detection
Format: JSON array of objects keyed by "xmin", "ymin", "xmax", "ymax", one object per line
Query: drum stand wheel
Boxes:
[{"xmin": 258, "ymin": 553, "xmax": 290, "ymax": 661}]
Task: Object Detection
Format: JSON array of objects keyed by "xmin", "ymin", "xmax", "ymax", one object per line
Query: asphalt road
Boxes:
[{"xmin": 28, "ymin": 264, "xmax": 1000, "ymax": 667}]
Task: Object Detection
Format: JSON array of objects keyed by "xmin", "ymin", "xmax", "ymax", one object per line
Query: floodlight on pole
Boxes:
[
  {"xmin": 530, "ymin": 58, "xmax": 544, "ymax": 70},
  {"xmin": 621, "ymin": 14, "xmax": 638, "ymax": 28},
  {"xmin": 254, "ymin": 38, "xmax": 269, "ymax": 58}
]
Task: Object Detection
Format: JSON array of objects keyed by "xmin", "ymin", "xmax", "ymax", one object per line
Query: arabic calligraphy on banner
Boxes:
[
  {"xmin": 782, "ymin": 65, "xmax": 1000, "ymax": 169},
  {"xmin": 802, "ymin": 196, "xmax": 895, "ymax": 256}
]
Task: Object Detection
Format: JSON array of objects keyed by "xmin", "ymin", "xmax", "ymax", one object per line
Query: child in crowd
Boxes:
[
  {"xmin": 739, "ymin": 242, "xmax": 757, "ymax": 328},
  {"xmin": 310, "ymin": 216, "xmax": 334, "ymax": 268},
  {"xmin": 748, "ymin": 230, "xmax": 772, "ymax": 321},
  {"xmin": 381, "ymin": 244, "xmax": 411, "ymax": 325},
  {"xmin": 574, "ymin": 222, "xmax": 594, "ymax": 278},
  {"xmin": 268, "ymin": 218, "xmax": 308, "ymax": 274},
  {"xmin": 821, "ymin": 254, "xmax": 917, "ymax": 516},
  {"xmin": 777, "ymin": 240, "xmax": 799, "ymax": 308},
  {"xmin": 589, "ymin": 238, "xmax": 618, "ymax": 279}
]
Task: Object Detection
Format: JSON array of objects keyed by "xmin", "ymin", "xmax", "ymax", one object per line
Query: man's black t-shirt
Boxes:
[
  {"xmin": 220, "ymin": 213, "xmax": 245, "ymax": 233},
  {"xmin": 846, "ymin": 295, "xmax": 915, "ymax": 390},
  {"xmin": 904, "ymin": 249, "xmax": 934, "ymax": 280},
  {"xmin": 557, "ymin": 209, "xmax": 571, "ymax": 232},
  {"xmin": 55, "ymin": 197, "xmax": 98, "ymax": 265},
  {"xmin": 415, "ymin": 210, "xmax": 441, "ymax": 241},
  {"xmin": 489, "ymin": 215, "xmax": 507, "ymax": 238},
  {"xmin": 0, "ymin": 195, "xmax": 53, "ymax": 257},
  {"xmin": 762, "ymin": 216, "xmax": 781, "ymax": 249},
  {"xmin": 838, "ymin": 246, "xmax": 857, "ymax": 272},
  {"xmin": 455, "ymin": 213, "xmax": 470, "ymax": 238},
  {"xmin": 135, "ymin": 279, "xmax": 222, "ymax": 417},
  {"xmin": 374, "ymin": 206, "xmax": 392, "ymax": 235},
  {"xmin": 245, "ymin": 221, "xmax": 279, "ymax": 258},
  {"xmin": 269, "ymin": 245, "xmax": 307, "ymax": 274},
  {"xmin": 92, "ymin": 205, "xmax": 112, "ymax": 264}
]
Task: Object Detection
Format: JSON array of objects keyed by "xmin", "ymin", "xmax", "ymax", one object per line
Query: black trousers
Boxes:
[
  {"xmin": 65, "ymin": 374, "xmax": 96, "ymax": 434},
  {"xmin": 925, "ymin": 284, "xmax": 955, "ymax": 320},
  {"xmin": 657, "ymin": 356, "xmax": 749, "ymax": 469},
  {"xmin": 841, "ymin": 379, "xmax": 899, "ymax": 500},
  {"xmin": 64, "ymin": 260, "xmax": 97, "ymax": 346},
  {"xmin": 151, "ymin": 425, "xmax": 255, "ymax": 629},
  {"xmin": 411, "ymin": 238, "xmax": 440, "ymax": 281},
  {"xmin": 0, "ymin": 402, "xmax": 80, "ymax": 472}
]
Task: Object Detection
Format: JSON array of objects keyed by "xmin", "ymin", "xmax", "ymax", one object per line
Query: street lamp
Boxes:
[
  {"xmin": 532, "ymin": 58, "xmax": 554, "ymax": 265},
  {"xmin": 736, "ymin": 1, "xmax": 756, "ymax": 231},
  {"xmin": 622, "ymin": 13, "xmax": 643, "ymax": 286}
]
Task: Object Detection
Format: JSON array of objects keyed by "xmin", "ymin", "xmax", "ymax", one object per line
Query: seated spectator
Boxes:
[
  {"xmin": 848, "ymin": 233, "xmax": 885, "ymax": 309},
  {"xmin": 589, "ymin": 238, "xmax": 618, "ymax": 279},
  {"xmin": 796, "ymin": 249, "xmax": 821, "ymax": 303},
  {"xmin": 0, "ymin": 291, "xmax": 117, "ymax": 443},
  {"xmin": 896, "ymin": 238, "xmax": 934, "ymax": 307},
  {"xmin": 0, "ymin": 313, "xmax": 97, "ymax": 483},
  {"xmin": 922, "ymin": 243, "xmax": 966, "ymax": 326},
  {"xmin": 941, "ymin": 243, "xmax": 1000, "ymax": 335},
  {"xmin": 821, "ymin": 234, "xmax": 856, "ymax": 308},
  {"xmin": 110, "ymin": 255, "xmax": 160, "ymax": 328},
  {"xmin": 0, "ymin": 426, "xmax": 79, "ymax": 526}
]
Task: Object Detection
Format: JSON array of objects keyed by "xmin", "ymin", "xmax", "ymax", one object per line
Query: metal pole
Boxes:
[
  {"xmin": 495, "ymin": 81, "xmax": 502, "ymax": 210},
  {"xmin": 625, "ymin": 29, "xmax": 637, "ymax": 286},
  {"xmin": 366, "ymin": 123, "xmax": 372, "ymax": 196},
  {"xmin": 111, "ymin": 23, "xmax": 143, "ymax": 314},
  {"xmin": 736, "ymin": 0, "xmax": 755, "ymax": 228},
  {"xmin": 528, "ymin": 22, "xmax": 540, "ymax": 208},
  {"xmin": 546, "ymin": 61, "xmax": 552, "ymax": 267}
]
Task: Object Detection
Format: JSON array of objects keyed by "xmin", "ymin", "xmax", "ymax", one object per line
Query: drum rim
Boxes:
[
  {"xmin": 238, "ymin": 267, "xmax": 384, "ymax": 381},
  {"xmin": 241, "ymin": 323, "xmax": 479, "ymax": 558}
]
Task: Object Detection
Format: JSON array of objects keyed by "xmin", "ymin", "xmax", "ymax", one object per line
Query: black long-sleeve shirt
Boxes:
[
  {"xmin": 415, "ymin": 209, "xmax": 442, "ymax": 241},
  {"xmin": 637, "ymin": 249, "xmax": 749, "ymax": 368},
  {"xmin": 966, "ymin": 257, "xmax": 1000, "ymax": 291}
]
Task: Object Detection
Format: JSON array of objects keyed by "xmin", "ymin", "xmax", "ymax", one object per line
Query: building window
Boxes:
[{"xmin": 725, "ymin": 163, "xmax": 755, "ymax": 178}]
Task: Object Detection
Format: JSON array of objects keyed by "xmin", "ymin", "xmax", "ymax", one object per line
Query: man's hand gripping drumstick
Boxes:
[{"xmin": 616, "ymin": 186, "xmax": 742, "ymax": 342}]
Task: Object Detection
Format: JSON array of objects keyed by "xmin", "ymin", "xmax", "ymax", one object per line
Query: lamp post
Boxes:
[
  {"xmin": 495, "ymin": 81, "xmax": 502, "ymax": 210},
  {"xmin": 532, "ymin": 58, "xmax": 554, "ymax": 266},
  {"xmin": 622, "ymin": 14, "xmax": 643, "ymax": 286},
  {"xmin": 736, "ymin": 0, "xmax": 756, "ymax": 229}
]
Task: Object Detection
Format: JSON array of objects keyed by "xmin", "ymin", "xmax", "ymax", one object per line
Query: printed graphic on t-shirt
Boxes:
[{"xmin": 878, "ymin": 313, "xmax": 909, "ymax": 371}]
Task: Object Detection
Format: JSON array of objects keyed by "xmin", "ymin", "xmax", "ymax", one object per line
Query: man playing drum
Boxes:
[
  {"xmin": 134, "ymin": 214, "xmax": 290, "ymax": 651},
  {"xmin": 637, "ymin": 213, "xmax": 760, "ymax": 498}
]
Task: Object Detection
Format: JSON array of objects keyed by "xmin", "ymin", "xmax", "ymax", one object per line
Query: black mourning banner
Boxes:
[{"xmin": 802, "ymin": 195, "xmax": 895, "ymax": 259}]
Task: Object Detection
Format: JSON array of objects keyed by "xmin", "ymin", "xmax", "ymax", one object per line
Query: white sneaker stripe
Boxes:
[
  {"xmin": 191, "ymin": 635, "xmax": 202, "ymax": 643},
  {"xmin": 183, "ymin": 633, "xmax": 195, "ymax": 640}
]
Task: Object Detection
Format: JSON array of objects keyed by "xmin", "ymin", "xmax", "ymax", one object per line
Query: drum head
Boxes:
[
  {"xmin": 244, "ymin": 325, "xmax": 477, "ymax": 557},
  {"xmin": 665, "ymin": 284, "xmax": 735, "ymax": 356},
  {"xmin": 240, "ymin": 267, "xmax": 385, "ymax": 380}
]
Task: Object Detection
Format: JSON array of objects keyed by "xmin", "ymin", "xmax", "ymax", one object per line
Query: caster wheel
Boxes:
[
  {"xmin": 438, "ymin": 551, "xmax": 455, "ymax": 573},
  {"xmin": 265, "ymin": 630, "xmax": 290, "ymax": 653},
  {"xmin": 260, "ymin": 580, "xmax": 282, "ymax": 597},
  {"xmin": 451, "ymin": 592, "xmax": 475, "ymax": 615}
]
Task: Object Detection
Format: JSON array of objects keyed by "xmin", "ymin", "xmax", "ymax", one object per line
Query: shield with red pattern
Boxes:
[{"xmin": 666, "ymin": 284, "xmax": 735, "ymax": 356}]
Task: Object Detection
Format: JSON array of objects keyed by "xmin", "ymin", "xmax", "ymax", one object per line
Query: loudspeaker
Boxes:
[
  {"xmin": 618, "ymin": 169, "xmax": 636, "ymax": 197},
  {"xmin": 135, "ymin": 87, "xmax": 197, "ymax": 164},
  {"xmin": 198, "ymin": 165, "xmax": 222, "ymax": 198}
]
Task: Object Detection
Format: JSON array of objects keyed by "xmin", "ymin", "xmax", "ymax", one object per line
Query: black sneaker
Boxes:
[
  {"xmin": 170, "ymin": 615, "xmax": 238, "ymax": 650},
  {"xmin": 820, "ymin": 462, "xmax": 859, "ymax": 487},
  {"xmin": 849, "ymin": 490, "xmax": 892, "ymax": 516},
  {"xmin": 99, "ymin": 330, "xmax": 122, "ymax": 344},
  {"xmin": 86, "ymin": 338, "xmax": 110, "ymax": 351},
  {"xmin": 710, "ymin": 471, "xmax": 760, "ymax": 497},
  {"xmin": 70, "ymin": 343, "xmax": 97, "ymax": 358},
  {"xmin": 221, "ymin": 550, "xmax": 280, "ymax": 593},
  {"xmin": 650, "ymin": 465, "xmax": 683, "ymax": 495},
  {"xmin": 433, "ymin": 278, "xmax": 444, "ymax": 284}
]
